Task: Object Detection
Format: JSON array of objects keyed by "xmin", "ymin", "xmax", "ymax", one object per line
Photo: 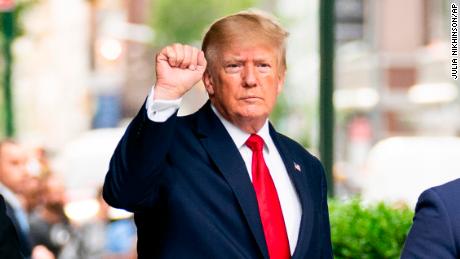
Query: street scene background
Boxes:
[{"xmin": 1, "ymin": 0, "xmax": 458, "ymax": 258}]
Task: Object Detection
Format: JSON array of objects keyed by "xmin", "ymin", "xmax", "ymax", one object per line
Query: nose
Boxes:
[{"xmin": 243, "ymin": 65, "xmax": 257, "ymax": 88}]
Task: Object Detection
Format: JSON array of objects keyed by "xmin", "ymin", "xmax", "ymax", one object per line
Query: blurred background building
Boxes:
[
  {"xmin": 333, "ymin": 0, "xmax": 459, "ymax": 203},
  {"xmin": 1, "ymin": 0, "xmax": 458, "ymax": 217}
]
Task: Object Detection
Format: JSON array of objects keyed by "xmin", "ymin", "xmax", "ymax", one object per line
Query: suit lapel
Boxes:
[
  {"xmin": 269, "ymin": 125, "xmax": 314, "ymax": 259},
  {"xmin": 195, "ymin": 102, "xmax": 269, "ymax": 259}
]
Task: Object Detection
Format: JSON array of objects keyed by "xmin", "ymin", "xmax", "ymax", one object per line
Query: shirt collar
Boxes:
[{"xmin": 211, "ymin": 104, "xmax": 271, "ymax": 153}]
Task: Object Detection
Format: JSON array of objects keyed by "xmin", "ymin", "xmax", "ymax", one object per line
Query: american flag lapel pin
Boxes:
[{"xmin": 294, "ymin": 162, "xmax": 301, "ymax": 172}]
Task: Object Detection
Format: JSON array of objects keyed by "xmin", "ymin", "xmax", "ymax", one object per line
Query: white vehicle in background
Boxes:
[
  {"xmin": 362, "ymin": 136, "xmax": 460, "ymax": 207},
  {"xmin": 53, "ymin": 127, "xmax": 130, "ymax": 223}
]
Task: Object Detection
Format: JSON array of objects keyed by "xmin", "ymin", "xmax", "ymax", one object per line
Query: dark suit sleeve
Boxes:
[
  {"xmin": 318, "ymin": 161, "xmax": 333, "ymax": 259},
  {"xmin": 0, "ymin": 195, "xmax": 23, "ymax": 259},
  {"xmin": 103, "ymin": 102, "xmax": 178, "ymax": 211},
  {"xmin": 401, "ymin": 188, "xmax": 457, "ymax": 259}
]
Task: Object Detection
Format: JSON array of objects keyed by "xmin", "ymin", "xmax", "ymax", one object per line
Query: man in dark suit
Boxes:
[
  {"xmin": 0, "ymin": 140, "xmax": 32, "ymax": 258},
  {"xmin": 401, "ymin": 178, "xmax": 460, "ymax": 258},
  {"xmin": 103, "ymin": 10, "xmax": 332, "ymax": 259},
  {"xmin": 0, "ymin": 194, "xmax": 23, "ymax": 258}
]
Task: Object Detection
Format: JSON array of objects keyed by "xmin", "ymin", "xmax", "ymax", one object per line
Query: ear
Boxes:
[{"xmin": 203, "ymin": 70, "xmax": 215, "ymax": 96}]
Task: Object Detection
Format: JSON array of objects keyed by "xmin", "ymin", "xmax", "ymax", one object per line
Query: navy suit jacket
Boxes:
[
  {"xmin": 0, "ymin": 194, "xmax": 23, "ymax": 259},
  {"xmin": 401, "ymin": 178, "xmax": 460, "ymax": 258},
  {"xmin": 103, "ymin": 101, "xmax": 333, "ymax": 259}
]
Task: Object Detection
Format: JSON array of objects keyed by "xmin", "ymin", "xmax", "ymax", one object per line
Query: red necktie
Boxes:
[{"xmin": 246, "ymin": 134, "xmax": 290, "ymax": 259}]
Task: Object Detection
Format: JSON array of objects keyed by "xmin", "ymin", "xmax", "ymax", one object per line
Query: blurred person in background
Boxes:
[
  {"xmin": 104, "ymin": 10, "xmax": 332, "ymax": 259},
  {"xmin": 0, "ymin": 139, "xmax": 33, "ymax": 258},
  {"xmin": 0, "ymin": 193, "xmax": 23, "ymax": 258},
  {"xmin": 29, "ymin": 174, "xmax": 74, "ymax": 258},
  {"xmin": 22, "ymin": 173, "xmax": 42, "ymax": 214},
  {"xmin": 61, "ymin": 187, "xmax": 136, "ymax": 259},
  {"xmin": 401, "ymin": 178, "xmax": 460, "ymax": 258},
  {"xmin": 23, "ymin": 147, "xmax": 53, "ymax": 214}
]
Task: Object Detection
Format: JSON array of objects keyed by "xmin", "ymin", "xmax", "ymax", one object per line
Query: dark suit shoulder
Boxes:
[
  {"xmin": 175, "ymin": 109, "xmax": 200, "ymax": 125},
  {"xmin": 0, "ymin": 195, "xmax": 5, "ymax": 213},
  {"xmin": 402, "ymin": 178, "xmax": 460, "ymax": 258},
  {"xmin": 0, "ymin": 195, "xmax": 23, "ymax": 259},
  {"xmin": 275, "ymin": 133, "xmax": 307, "ymax": 154},
  {"xmin": 421, "ymin": 178, "xmax": 460, "ymax": 219},
  {"xmin": 417, "ymin": 178, "xmax": 460, "ymax": 223},
  {"xmin": 174, "ymin": 102, "xmax": 210, "ymax": 126},
  {"xmin": 426, "ymin": 178, "xmax": 460, "ymax": 230},
  {"xmin": 275, "ymin": 132, "xmax": 322, "ymax": 165},
  {"xmin": 429, "ymin": 178, "xmax": 460, "ymax": 200}
]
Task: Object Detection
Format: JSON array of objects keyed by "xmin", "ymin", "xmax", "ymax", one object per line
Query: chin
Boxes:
[{"xmin": 238, "ymin": 110, "xmax": 268, "ymax": 121}]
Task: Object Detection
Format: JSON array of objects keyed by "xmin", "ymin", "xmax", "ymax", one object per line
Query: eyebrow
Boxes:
[
  {"xmin": 222, "ymin": 56, "xmax": 244, "ymax": 63},
  {"xmin": 223, "ymin": 56, "xmax": 273, "ymax": 63}
]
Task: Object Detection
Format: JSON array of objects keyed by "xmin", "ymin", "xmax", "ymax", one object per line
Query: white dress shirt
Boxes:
[{"xmin": 146, "ymin": 87, "xmax": 302, "ymax": 254}]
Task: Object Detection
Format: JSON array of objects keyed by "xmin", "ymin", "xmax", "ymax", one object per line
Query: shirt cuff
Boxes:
[{"xmin": 145, "ymin": 86, "xmax": 182, "ymax": 122}]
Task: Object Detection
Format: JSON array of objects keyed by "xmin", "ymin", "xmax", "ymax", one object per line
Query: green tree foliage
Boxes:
[
  {"xmin": 329, "ymin": 198, "xmax": 414, "ymax": 259},
  {"xmin": 0, "ymin": 0, "xmax": 37, "ymax": 136},
  {"xmin": 0, "ymin": 0, "xmax": 36, "ymax": 43},
  {"xmin": 149, "ymin": 0, "xmax": 257, "ymax": 46},
  {"xmin": 269, "ymin": 91, "xmax": 288, "ymax": 126}
]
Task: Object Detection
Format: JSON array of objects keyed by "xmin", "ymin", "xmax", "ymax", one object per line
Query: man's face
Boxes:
[
  {"xmin": 0, "ymin": 143, "xmax": 28, "ymax": 194},
  {"xmin": 204, "ymin": 42, "xmax": 284, "ymax": 129}
]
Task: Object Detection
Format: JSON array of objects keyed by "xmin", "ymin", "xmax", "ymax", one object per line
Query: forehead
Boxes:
[
  {"xmin": 0, "ymin": 143, "xmax": 25, "ymax": 158},
  {"xmin": 220, "ymin": 42, "xmax": 278, "ymax": 61}
]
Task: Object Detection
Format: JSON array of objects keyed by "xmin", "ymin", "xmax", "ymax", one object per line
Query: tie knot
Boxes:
[{"xmin": 246, "ymin": 134, "xmax": 264, "ymax": 152}]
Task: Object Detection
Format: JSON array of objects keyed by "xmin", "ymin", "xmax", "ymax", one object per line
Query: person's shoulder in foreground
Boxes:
[
  {"xmin": 0, "ymin": 194, "xmax": 23, "ymax": 259},
  {"xmin": 401, "ymin": 178, "xmax": 460, "ymax": 259}
]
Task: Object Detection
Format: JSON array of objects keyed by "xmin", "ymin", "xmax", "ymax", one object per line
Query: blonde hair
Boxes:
[{"xmin": 202, "ymin": 10, "xmax": 289, "ymax": 74}]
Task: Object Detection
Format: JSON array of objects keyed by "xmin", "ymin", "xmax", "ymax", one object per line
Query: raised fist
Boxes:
[{"xmin": 154, "ymin": 43, "xmax": 207, "ymax": 100}]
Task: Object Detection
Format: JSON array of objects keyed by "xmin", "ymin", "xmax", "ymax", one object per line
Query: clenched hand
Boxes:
[{"xmin": 154, "ymin": 43, "xmax": 207, "ymax": 100}]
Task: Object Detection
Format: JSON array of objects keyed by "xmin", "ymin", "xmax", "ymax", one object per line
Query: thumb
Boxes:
[{"xmin": 197, "ymin": 51, "xmax": 207, "ymax": 70}]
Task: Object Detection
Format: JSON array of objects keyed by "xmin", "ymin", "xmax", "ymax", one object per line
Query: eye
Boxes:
[
  {"xmin": 225, "ymin": 63, "xmax": 242, "ymax": 73},
  {"xmin": 257, "ymin": 63, "xmax": 271, "ymax": 72}
]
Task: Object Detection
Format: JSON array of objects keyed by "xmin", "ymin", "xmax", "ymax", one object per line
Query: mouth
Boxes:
[{"xmin": 240, "ymin": 96, "xmax": 262, "ymax": 102}]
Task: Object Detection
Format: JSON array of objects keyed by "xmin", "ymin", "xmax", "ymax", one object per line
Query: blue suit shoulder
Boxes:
[
  {"xmin": 401, "ymin": 178, "xmax": 460, "ymax": 258},
  {"xmin": 427, "ymin": 178, "xmax": 460, "ymax": 203}
]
